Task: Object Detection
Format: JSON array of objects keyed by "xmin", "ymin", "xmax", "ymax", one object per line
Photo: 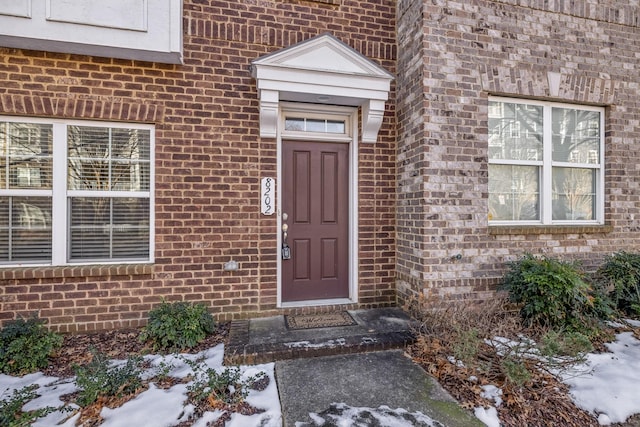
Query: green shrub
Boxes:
[
  {"xmin": 595, "ymin": 251, "xmax": 640, "ymax": 316},
  {"xmin": 139, "ymin": 301, "xmax": 216, "ymax": 351},
  {"xmin": 0, "ymin": 384, "xmax": 65, "ymax": 427},
  {"xmin": 539, "ymin": 330, "xmax": 593, "ymax": 358},
  {"xmin": 500, "ymin": 254, "xmax": 593, "ymax": 329},
  {"xmin": 585, "ymin": 281, "xmax": 616, "ymax": 321},
  {"xmin": 186, "ymin": 361, "xmax": 266, "ymax": 410},
  {"xmin": 0, "ymin": 316, "xmax": 63, "ymax": 375},
  {"xmin": 74, "ymin": 349, "xmax": 144, "ymax": 407}
]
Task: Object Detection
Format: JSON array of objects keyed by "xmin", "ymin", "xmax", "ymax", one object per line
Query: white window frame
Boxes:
[
  {"xmin": 0, "ymin": 116, "xmax": 155, "ymax": 267},
  {"xmin": 488, "ymin": 97, "xmax": 605, "ymax": 226}
]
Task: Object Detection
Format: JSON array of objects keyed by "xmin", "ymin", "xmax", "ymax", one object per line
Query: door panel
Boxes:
[
  {"xmin": 293, "ymin": 239, "xmax": 310, "ymax": 280},
  {"xmin": 321, "ymin": 152, "xmax": 338, "ymax": 223},
  {"xmin": 293, "ymin": 151, "xmax": 311, "ymax": 224},
  {"xmin": 321, "ymin": 238, "xmax": 337, "ymax": 278},
  {"xmin": 282, "ymin": 140, "xmax": 349, "ymax": 302}
]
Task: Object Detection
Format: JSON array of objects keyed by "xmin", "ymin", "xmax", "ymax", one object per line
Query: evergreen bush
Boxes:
[
  {"xmin": 500, "ymin": 254, "xmax": 593, "ymax": 329},
  {"xmin": 0, "ymin": 316, "xmax": 63, "ymax": 375},
  {"xmin": 595, "ymin": 251, "xmax": 640, "ymax": 316},
  {"xmin": 139, "ymin": 300, "xmax": 216, "ymax": 351}
]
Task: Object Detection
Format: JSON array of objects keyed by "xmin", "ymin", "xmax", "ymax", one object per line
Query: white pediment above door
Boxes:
[{"xmin": 251, "ymin": 33, "xmax": 393, "ymax": 143}]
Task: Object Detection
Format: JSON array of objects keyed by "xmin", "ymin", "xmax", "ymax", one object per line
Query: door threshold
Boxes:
[{"xmin": 280, "ymin": 297, "xmax": 354, "ymax": 309}]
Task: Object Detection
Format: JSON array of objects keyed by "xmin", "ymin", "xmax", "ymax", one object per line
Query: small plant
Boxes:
[
  {"xmin": 501, "ymin": 357, "xmax": 531, "ymax": 388},
  {"xmin": 539, "ymin": 330, "xmax": 593, "ymax": 358},
  {"xmin": 0, "ymin": 315, "xmax": 63, "ymax": 375},
  {"xmin": 153, "ymin": 360, "xmax": 175, "ymax": 382},
  {"xmin": 139, "ymin": 300, "xmax": 216, "ymax": 351},
  {"xmin": 595, "ymin": 251, "xmax": 640, "ymax": 316},
  {"xmin": 74, "ymin": 348, "xmax": 144, "ymax": 407},
  {"xmin": 500, "ymin": 254, "xmax": 593, "ymax": 330},
  {"xmin": 0, "ymin": 385, "xmax": 65, "ymax": 427},
  {"xmin": 452, "ymin": 327, "xmax": 481, "ymax": 365},
  {"xmin": 186, "ymin": 360, "xmax": 267, "ymax": 411}
]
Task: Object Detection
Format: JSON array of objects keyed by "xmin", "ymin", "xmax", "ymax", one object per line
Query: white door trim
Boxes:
[{"xmin": 276, "ymin": 103, "xmax": 359, "ymax": 308}]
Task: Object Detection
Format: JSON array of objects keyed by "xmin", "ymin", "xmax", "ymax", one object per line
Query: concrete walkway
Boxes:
[
  {"xmin": 277, "ymin": 350, "xmax": 484, "ymax": 426},
  {"xmin": 224, "ymin": 307, "xmax": 483, "ymax": 426}
]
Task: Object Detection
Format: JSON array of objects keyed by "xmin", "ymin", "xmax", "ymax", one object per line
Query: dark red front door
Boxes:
[{"xmin": 282, "ymin": 140, "xmax": 349, "ymax": 302}]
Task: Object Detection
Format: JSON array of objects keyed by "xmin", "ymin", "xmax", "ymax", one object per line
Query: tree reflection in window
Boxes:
[
  {"xmin": 67, "ymin": 126, "xmax": 150, "ymax": 191},
  {"xmin": 67, "ymin": 126, "xmax": 151, "ymax": 261},
  {"xmin": 0, "ymin": 122, "xmax": 53, "ymax": 262},
  {"xmin": 488, "ymin": 102, "xmax": 542, "ymax": 221},
  {"xmin": 488, "ymin": 99, "xmax": 602, "ymax": 224},
  {"xmin": 0, "ymin": 122, "xmax": 53, "ymax": 190}
]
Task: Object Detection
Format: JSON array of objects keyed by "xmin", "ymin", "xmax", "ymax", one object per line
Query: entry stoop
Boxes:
[{"xmin": 223, "ymin": 307, "xmax": 416, "ymax": 365}]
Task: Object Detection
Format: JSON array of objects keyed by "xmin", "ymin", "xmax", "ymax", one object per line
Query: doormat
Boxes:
[{"xmin": 285, "ymin": 311, "xmax": 357, "ymax": 330}]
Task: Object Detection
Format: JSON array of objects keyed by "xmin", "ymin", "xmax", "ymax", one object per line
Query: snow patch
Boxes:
[
  {"xmin": 562, "ymin": 332, "xmax": 640, "ymax": 425},
  {"xmin": 475, "ymin": 406, "xmax": 501, "ymax": 427},
  {"xmin": 297, "ymin": 403, "xmax": 445, "ymax": 427},
  {"xmin": 284, "ymin": 338, "xmax": 347, "ymax": 349},
  {"xmin": 480, "ymin": 384, "xmax": 503, "ymax": 407},
  {"xmin": 0, "ymin": 344, "xmax": 282, "ymax": 427}
]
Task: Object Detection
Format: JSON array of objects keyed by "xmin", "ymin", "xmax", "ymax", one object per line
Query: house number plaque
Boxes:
[{"xmin": 261, "ymin": 177, "xmax": 275, "ymax": 215}]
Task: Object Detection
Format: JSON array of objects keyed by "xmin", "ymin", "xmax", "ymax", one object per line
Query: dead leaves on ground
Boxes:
[
  {"xmin": 45, "ymin": 325, "xmax": 229, "ymax": 379},
  {"xmin": 63, "ymin": 385, "xmax": 148, "ymax": 427},
  {"xmin": 406, "ymin": 295, "xmax": 602, "ymax": 427},
  {"xmin": 42, "ymin": 324, "xmax": 249, "ymax": 426},
  {"xmin": 410, "ymin": 335, "xmax": 599, "ymax": 427}
]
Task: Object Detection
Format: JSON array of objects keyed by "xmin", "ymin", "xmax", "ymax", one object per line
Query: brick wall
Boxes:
[
  {"xmin": 396, "ymin": 0, "xmax": 427, "ymax": 303},
  {"xmin": 0, "ymin": 0, "xmax": 396, "ymax": 332},
  {"xmin": 396, "ymin": 0, "xmax": 640, "ymax": 305}
]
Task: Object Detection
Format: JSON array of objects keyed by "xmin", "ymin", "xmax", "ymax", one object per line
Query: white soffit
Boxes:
[
  {"xmin": 251, "ymin": 33, "xmax": 393, "ymax": 143},
  {"xmin": 0, "ymin": 0, "xmax": 183, "ymax": 64}
]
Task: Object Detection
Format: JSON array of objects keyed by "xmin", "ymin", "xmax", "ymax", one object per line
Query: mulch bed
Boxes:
[
  {"xmin": 408, "ymin": 336, "xmax": 600, "ymax": 427},
  {"xmin": 34, "ymin": 317, "xmax": 640, "ymax": 427},
  {"xmin": 40, "ymin": 323, "xmax": 234, "ymax": 426},
  {"xmin": 43, "ymin": 323, "xmax": 230, "ymax": 379}
]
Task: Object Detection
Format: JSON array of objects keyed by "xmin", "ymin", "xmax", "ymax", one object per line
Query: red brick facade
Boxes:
[
  {"xmin": 0, "ymin": 0, "xmax": 396, "ymax": 332},
  {"xmin": 2, "ymin": 0, "xmax": 640, "ymax": 332},
  {"xmin": 396, "ymin": 0, "xmax": 640, "ymax": 305}
]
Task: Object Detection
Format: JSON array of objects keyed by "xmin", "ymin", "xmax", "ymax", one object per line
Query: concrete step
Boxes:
[{"xmin": 223, "ymin": 307, "xmax": 416, "ymax": 365}]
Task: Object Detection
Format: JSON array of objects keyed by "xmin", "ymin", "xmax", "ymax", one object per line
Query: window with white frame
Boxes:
[
  {"xmin": 284, "ymin": 117, "xmax": 346, "ymax": 134},
  {"xmin": 0, "ymin": 117, "xmax": 153, "ymax": 266},
  {"xmin": 488, "ymin": 98, "xmax": 604, "ymax": 224}
]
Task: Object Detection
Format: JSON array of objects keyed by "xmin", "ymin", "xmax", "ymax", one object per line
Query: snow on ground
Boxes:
[
  {"xmin": 297, "ymin": 403, "xmax": 446, "ymax": 427},
  {"xmin": 562, "ymin": 331, "xmax": 640, "ymax": 425},
  {"xmin": 0, "ymin": 344, "xmax": 281, "ymax": 427},
  {"xmin": 473, "ymin": 384, "xmax": 503, "ymax": 427},
  {"xmin": 473, "ymin": 329, "xmax": 640, "ymax": 427},
  {"xmin": 474, "ymin": 406, "xmax": 500, "ymax": 427},
  {"xmin": 3, "ymin": 332, "xmax": 640, "ymax": 427},
  {"xmin": 480, "ymin": 384, "xmax": 503, "ymax": 407},
  {"xmin": 625, "ymin": 319, "xmax": 640, "ymax": 328},
  {"xmin": 0, "ymin": 372, "xmax": 78, "ymax": 426}
]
